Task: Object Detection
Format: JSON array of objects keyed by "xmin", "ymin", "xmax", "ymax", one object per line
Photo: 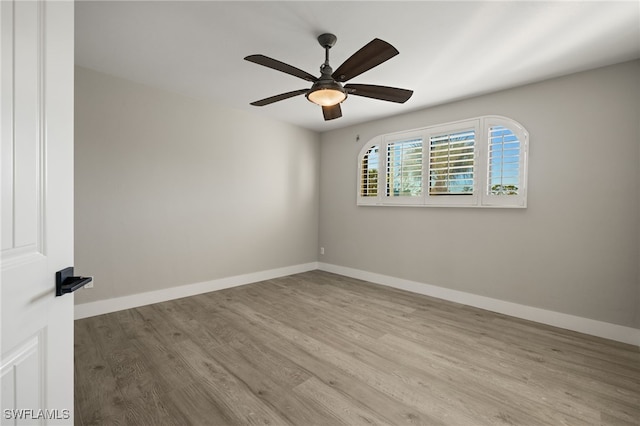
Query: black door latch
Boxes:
[{"xmin": 56, "ymin": 267, "xmax": 92, "ymax": 297}]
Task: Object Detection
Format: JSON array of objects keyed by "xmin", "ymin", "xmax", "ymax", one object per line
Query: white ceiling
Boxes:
[{"xmin": 75, "ymin": 1, "xmax": 640, "ymax": 132}]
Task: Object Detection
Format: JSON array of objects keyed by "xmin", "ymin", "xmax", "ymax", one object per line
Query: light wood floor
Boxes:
[{"xmin": 74, "ymin": 270, "xmax": 640, "ymax": 425}]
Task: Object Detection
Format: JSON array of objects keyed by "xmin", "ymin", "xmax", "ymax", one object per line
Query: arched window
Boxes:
[{"xmin": 357, "ymin": 116, "xmax": 528, "ymax": 208}]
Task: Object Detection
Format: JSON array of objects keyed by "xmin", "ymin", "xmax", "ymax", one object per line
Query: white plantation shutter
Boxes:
[
  {"xmin": 386, "ymin": 138, "xmax": 423, "ymax": 198},
  {"xmin": 360, "ymin": 145, "xmax": 379, "ymax": 197},
  {"xmin": 356, "ymin": 116, "xmax": 528, "ymax": 208},
  {"xmin": 429, "ymin": 129, "xmax": 475, "ymax": 195},
  {"xmin": 482, "ymin": 117, "xmax": 528, "ymax": 207}
]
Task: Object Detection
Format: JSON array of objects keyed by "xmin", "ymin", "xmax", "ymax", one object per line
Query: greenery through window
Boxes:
[{"xmin": 386, "ymin": 139, "xmax": 422, "ymax": 197}]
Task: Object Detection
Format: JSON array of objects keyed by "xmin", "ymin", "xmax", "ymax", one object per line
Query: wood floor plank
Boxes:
[
  {"xmin": 173, "ymin": 339, "xmax": 291, "ymax": 425},
  {"xmin": 225, "ymin": 301, "xmax": 484, "ymax": 424},
  {"xmin": 246, "ymin": 295, "xmax": 549, "ymax": 424},
  {"xmin": 74, "ymin": 318, "xmax": 128, "ymax": 426},
  {"xmin": 192, "ymin": 291, "xmax": 441, "ymax": 424},
  {"xmin": 203, "ymin": 343, "xmax": 343, "ymax": 425},
  {"xmin": 259, "ymin": 329, "xmax": 442, "ymax": 425},
  {"xmin": 75, "ymin": 270, "xmax": 640, "ymax": 426},
  {"xmin": 163, "ymin": 382, "xmax": 235, "ymax": 426},
  {"xmin": 189, "ymin": 298, "xmax": 313, "ymax": 389},
  {"xmin": 247, "ymin": 297, "xmax": 574, "ymax": 425},
  {"xmin": 112, "ymin": 306, "xmax": 200, "ymax": 396},
  {"xmin": 293, "ymin": 376, "xmax": 395, "ymax": 426}
]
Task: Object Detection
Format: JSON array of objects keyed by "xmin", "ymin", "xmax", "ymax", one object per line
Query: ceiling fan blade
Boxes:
[
  {"xmin": 332, "ymin": 39, "xmax": 399, "ymax": 82},
  {"xmin": 245, "ymin": 54, "xmax": 317, "ymax": 82},
  {"xmin": 250, "ymin": 89, "xmax": 309, "ymax": 106},
  {"xmin": 344, "ymin": 84, "xmax": 413, "ymax": 103},
  {"xmin": 322, "ymin": 104, "xmax": 342, "ymax": 121}
]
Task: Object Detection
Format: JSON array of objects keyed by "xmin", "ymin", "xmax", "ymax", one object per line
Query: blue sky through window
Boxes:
[{"xmin": 489, "ymin": 126, "xmax": 520, "ymax": 194}]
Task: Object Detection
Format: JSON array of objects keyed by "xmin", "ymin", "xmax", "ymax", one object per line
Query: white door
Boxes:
[{"xmin": 1, "ymin": 0, "xmax": 75, "ymax": 424}]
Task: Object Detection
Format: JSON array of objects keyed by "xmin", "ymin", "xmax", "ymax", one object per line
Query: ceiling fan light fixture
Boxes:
[
  {"xmin": 306, "ymin": 80, "xmax": 347, "ymax": 106},
  {"xmin": 307, "ymin": 88, "xmax": 346, "ymax": 106}
]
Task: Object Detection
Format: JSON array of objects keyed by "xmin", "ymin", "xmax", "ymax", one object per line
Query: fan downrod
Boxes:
[{"xmin": 317, "ymin": 33, "xmax": 337, "ymax": 49}]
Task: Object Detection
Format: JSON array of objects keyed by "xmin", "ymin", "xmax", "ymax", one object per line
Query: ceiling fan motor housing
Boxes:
[{"xmin": 317, "ymin": 33, "xmax": 337, "ymax": 49}]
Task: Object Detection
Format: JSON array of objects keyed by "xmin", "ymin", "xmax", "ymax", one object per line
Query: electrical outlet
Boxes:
[
  {"xmin": 84, "ymin": 277, "xmax": 94, "ymax": 289},
  {"xmin": 320, "ymin": 247, "xmax": 325, "ymax": 255}
]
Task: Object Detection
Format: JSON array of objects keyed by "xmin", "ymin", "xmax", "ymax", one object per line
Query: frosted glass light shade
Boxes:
[{"xmin": 307, "ymin": 88, "xmax": 347, "ymax": 106}]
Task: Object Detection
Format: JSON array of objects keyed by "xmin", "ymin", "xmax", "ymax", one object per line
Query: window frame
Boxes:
[
  {"xmin": 359, "ymin": 144, "xmax": 381, "ymax": 200},
  {"xmin": 358, "ymin": 136, "xmax": 382, "ymax": 206},
  {"xmin": 382, "ymin": 130, "xmax": 425, "ymax": 206},
  {"xmin": 424, "ymin": 120, "xmax": 480, "ymax": 206},
  {"xmin": 356, "ymin": 115, "xmax": 529, "ymax": 208},
  {"xmin": 480, "ymin": 116, "xmax": 528, "ymax": 208}
]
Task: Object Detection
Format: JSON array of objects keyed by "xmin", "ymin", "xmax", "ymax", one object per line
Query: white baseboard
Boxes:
[
  {"xmin": 74, "ymin": 262, "xmax": 319, "ymax": 320},
  {"xmin": 74, "ymin": 260, "xmax": 639, "ymax": 347},
  {"xmin": 318, "ymin": 262, "xmax": 640, "ymax": 347}
]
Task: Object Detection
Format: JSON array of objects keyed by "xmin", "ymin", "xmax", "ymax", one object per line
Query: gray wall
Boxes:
[
  {"xmin": 75, "ymin": 61, "xmax": 639, "ymax": 330},
  {"xmin": 74, "ymin": 66, "xmax": 320, "ymax": 304},
  {"xmin": 318, "ymin": 60, "xmax": 640, "ymax": 329}
]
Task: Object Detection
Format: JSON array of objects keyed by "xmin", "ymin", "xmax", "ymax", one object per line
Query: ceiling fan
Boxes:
[{"xmin": 245, "ymin": 33, "xmax": 413, "ymax": 121}]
